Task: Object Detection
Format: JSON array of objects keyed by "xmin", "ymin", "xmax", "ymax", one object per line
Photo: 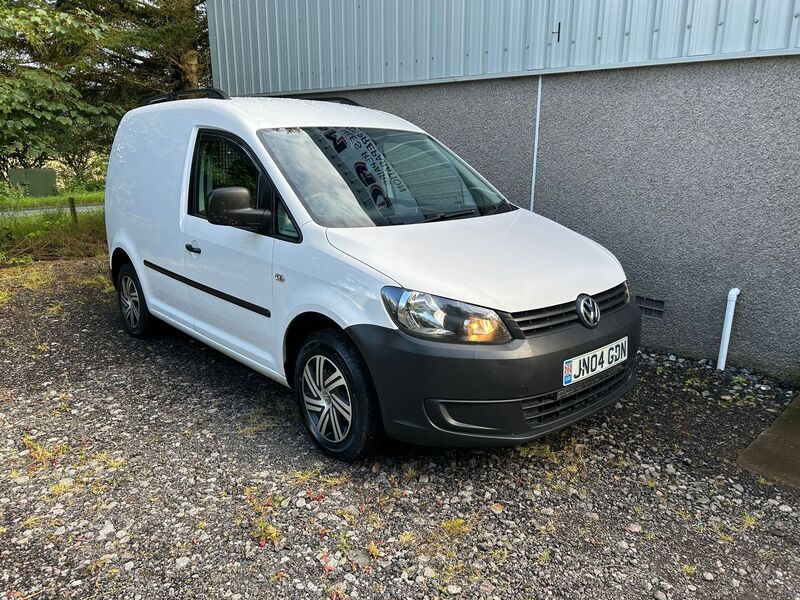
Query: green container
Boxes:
[{"xmin": 9, "ymin": 168, "xmax": 58, "ymax": 197}]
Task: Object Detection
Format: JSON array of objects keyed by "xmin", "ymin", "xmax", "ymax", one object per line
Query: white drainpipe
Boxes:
[{"xmin": 716, "ymin": 288, "xmax": 740, "ymax": 371}]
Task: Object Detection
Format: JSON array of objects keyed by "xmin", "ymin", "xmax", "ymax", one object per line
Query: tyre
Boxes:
[
  {"xmin": 294, "ymin": 329, "xmax": 380, "ymax": 461},
  {"xmin": 116, "ymin": 262, "xmax": 154, "ymax": 337}
]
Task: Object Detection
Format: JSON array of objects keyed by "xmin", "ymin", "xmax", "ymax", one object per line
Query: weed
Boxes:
[
  {"xmin": 291, "ymin": 469, "xmax": 319, "ymax": 486},
  {"xmin": 614, "ymin": 456, "xmax": 632, "ymax": 470},
  {"xmin": 515, "ymin": 441, "xmax": 554, "ymax": 460},
  {"xmin": 92, "ymin": 451, "xmax": 125, "ymax": 469},
  {"xmin": 685, "ymin": 376, "xmax": 707, "ymax": 390},
  {"xmin": 491, "ymin": 548, "xmax": 509, "ymax": 564},
  {"xmin": 22, "ymin": 435, "xmax": 68, "ymax": 467},
  {"xmin": 397, "ymin": 531, "xmax": 416, "ymax": 545},
  {"xmin": 731, "ymin": 375, "xmax": 747, "ymax": 386},
  {"xmin": 366, "ymin": 540, "xmax": 381, "ymax": 559},
  {"xmin": 337, "ymin": 530, "xmax": 350, "ymax": 556},
  {"xmin": 741, "ymin": 513, "xmax": 757, "ymax": 529},
  {"xmin": 713, "ymin": 523, "xmax": 733, "ymax": 543},
  {"xmin": 50, "ymin": 479, "xmax": 74, "ymax": 496},
  {"xmin": 252, "ymin": 518, "xmax": 281, "ymax": 547},
  {"xmin": 23, "ymin": 515, "xmax": 42, "ymax": 527},
  {"xmin": 238, "ymin": 408, "xmax": 279, "ymax": 435},
  {"xmin": 336, "ymin": 509, "xmax": 356, "ymax": 526},
  {"xmin": 79, "ymin": 274, "xmax": 115, "ymax": 294},
  {"xmin": 401, "ymin": 463, "xmax": 418, "ymax": 480},
  {"xmin": 0, "ymin": 290, "xmax": 11, "ymax": 305},
  {"xmin": 538, "ymin": 549, "xmax": 551, "ymax": 563},
  {"xmin": 441, "ymin": 518, "xmax": 473, "ymax": 539},
  {"xmin": 320, "ymin": 474, "xmax": 348, "ymax": 488},
  {"xmin": 45, "ymin": 303, "xmax": 63, "ymax": 314},
  {"xmin": 737, "ymin": 394, "xmax": 757, "ymax": 408},
  {"xmin": 681, "ymin": 564, "xmax": 697, "ymax": 575}
]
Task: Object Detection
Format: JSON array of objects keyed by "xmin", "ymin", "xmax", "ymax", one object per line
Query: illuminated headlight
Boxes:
[{"xmin": 381, "ymin": 287, "xmax": 512, "ymax": 344}]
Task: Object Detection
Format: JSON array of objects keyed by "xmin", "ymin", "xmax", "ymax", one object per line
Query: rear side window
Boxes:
[{"xmin": 190, "ymin": 131, "xmax": 273, "ymax": 218}]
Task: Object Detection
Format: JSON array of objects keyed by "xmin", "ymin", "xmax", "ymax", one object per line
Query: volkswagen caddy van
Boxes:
[{"xmin": 105, "ymin": 90, "xmax": 641, "ymax": 461}]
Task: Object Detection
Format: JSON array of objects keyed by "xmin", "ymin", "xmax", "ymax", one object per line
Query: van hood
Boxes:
[{"xmin": 325, "ymin": 209, "xmax": 626, "ymax": 313}]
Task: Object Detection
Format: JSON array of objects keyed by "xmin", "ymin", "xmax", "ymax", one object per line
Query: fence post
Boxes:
[{"xmin": 68, "ymin": 196, "xmax": 78, "ymax": 224}]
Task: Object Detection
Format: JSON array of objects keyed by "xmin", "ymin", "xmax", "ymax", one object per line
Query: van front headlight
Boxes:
[{"xmin": 381, "ymin": 286, "xmax": 512, "ymax": 344}]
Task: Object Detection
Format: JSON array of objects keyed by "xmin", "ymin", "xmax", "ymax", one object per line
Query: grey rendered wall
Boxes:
[
  {"xmin": 533, "ymin": 56, "xmax": 800, "ymax": 380},
  {"xmin": 311, "ymin": 56, "xmax": 799, "ymax": 379}
]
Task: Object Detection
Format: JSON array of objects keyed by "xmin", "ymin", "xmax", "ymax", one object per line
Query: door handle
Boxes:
[{"xmin": 185, "ymin": 243, "xmax": 201, "ymax": 254}]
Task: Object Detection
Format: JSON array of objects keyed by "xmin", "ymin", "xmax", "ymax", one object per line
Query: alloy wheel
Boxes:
[
  {"xmin": 119, "ymin": 275, "xmax": 141, "ymax": 329},
  {"xmin": 301, "ymin": 355, "xmax": 353, "ymax": 443}
]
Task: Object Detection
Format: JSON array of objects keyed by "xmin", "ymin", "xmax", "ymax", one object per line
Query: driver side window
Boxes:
[{"xmin": 190, "ymin": 131, "xmax": 270, "ymax": 218}]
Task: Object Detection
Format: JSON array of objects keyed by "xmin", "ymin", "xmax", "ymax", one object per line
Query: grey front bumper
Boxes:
[{"xmin": 346, "ymin": 302, "xmax": 641, "ymax": 447}]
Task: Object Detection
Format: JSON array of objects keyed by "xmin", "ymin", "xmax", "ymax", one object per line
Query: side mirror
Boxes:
[{"xmin": 207, "ymin": 187, "xmax": 271, "ymax": 230}]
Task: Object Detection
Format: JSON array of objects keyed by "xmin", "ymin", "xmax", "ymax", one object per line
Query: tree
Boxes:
[
  {"xmin": 0, "ymin": 0, "xmax": 211, "ymax": 184},
  {"xmin": 57, "ymin": 0, "xmax": 211, "ymax": 106},
  {"xmin": 0, "ymin": 0, "xmax": 116, "ymax": 180}
]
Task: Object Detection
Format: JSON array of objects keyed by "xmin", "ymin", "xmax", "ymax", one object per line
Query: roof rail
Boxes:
[
  {"xmin": 280, "ymin": 95, "xmax": 361, "ymax": 107},
  {"xmin": 145, "ymin": 88, "xmax": 230, "ymax": 106}
]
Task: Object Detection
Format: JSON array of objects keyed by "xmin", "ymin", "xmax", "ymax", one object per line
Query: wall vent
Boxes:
[{"xmin": 635, "ymin": 295, "xmax": 665, "ymax": 320}]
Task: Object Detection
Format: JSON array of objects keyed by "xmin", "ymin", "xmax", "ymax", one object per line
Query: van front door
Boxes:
[{"xmin": 182, "ymin": 130, "xmax": 277, "ymax": 369}]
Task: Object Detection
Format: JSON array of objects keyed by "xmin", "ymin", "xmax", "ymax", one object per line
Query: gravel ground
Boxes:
[{"xmin": 1, "ymin": 259, "xmax": 798, "ymax": 599}]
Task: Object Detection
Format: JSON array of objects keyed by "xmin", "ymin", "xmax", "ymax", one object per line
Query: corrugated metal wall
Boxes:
[{"xmin": 208, "ymin": 0, "xmax": 800, "ymax": 95}]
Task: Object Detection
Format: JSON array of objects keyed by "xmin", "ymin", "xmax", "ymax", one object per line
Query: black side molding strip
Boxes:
[{"xmin": 143, "ymin": 260, "xmax": 270, "ymax": 318}]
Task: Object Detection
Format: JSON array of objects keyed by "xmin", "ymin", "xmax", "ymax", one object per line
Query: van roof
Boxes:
[{"xmin": 130, "ymin": 96, "xmax": 424, "ymax": 133}]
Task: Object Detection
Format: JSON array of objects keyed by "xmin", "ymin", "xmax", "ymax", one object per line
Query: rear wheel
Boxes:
[
  {"xmin": 116, "ymin": 262, "xmax": 153, "ymax": 337},
  {"xmin": 294, "ymin": 329, "xmax": 380, "ymax": 461}
]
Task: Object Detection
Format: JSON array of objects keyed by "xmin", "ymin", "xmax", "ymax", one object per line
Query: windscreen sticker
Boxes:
[{"xmin": 309, "ymin": 127, "xmax": 418, "ymax": 217}]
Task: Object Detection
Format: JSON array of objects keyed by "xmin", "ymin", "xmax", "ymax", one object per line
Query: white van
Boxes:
[{"xmin": 105, "ymin": 90, "xmax": 641, "ymax": 461}]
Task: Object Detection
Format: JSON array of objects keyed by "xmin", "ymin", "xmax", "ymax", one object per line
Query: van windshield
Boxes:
[{"xmin": 258, "ymin": 127, "xmax": 515, "ymax": 228}]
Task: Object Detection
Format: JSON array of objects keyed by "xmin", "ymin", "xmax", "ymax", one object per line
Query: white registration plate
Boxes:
[{"xmin": 563, "ymin": 337, "xmax": 628, "ymax": 386}]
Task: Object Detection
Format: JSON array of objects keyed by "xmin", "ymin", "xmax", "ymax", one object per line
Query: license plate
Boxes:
[{"xmin": 563, "ymin": 337, "xmax": 628, "ymax": 386}]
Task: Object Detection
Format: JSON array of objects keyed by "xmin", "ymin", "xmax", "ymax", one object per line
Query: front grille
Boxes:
[
  {"xmin": 506, "ymin": 282, "xmax": 628, "ymax": 337},
  {"xmin": 521, "ymin": 362, "xmax": 633, "ymax": 427}
]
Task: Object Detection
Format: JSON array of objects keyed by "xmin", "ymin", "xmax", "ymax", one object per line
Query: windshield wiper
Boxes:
[
  {"xmin": 483, "ymin": 200, "xmax": 514, "ymax": 216},
  {"xmin": 417, "ymin": 209, "xmax": 478, "ymax": 223}
]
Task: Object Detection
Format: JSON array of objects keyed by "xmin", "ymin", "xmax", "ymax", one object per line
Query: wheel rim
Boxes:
[
  {"xmin": 119, "ymin": 275, "xmax": 141, "ymax": 329},
  {"xmin": 301, "ymin": 355, "xmax": 353, "ymax": 444}
]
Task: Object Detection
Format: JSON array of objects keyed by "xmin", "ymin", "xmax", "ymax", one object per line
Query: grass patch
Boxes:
[
  {"xmin": 0, "ymin": 209, "xmax": 106, "ymax": 265},
  {"xmin": 0, "ymin": 191, "xmax": 103, "ymax": 212}
]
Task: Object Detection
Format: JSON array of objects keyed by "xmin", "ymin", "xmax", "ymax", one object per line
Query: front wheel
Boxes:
[{"xmin": 294, "ymin": 329, "xmax": 380, "ymax": 461}]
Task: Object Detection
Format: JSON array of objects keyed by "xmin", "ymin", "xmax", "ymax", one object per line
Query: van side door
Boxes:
[{"xmin": 182, "ymin": 130, "xmax": 277, "ymax": 369}]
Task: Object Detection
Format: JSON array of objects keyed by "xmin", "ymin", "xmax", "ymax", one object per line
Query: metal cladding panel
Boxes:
[{"xmin": 208, "ymin": 0, "xmax": 800, "ymax": 95}]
